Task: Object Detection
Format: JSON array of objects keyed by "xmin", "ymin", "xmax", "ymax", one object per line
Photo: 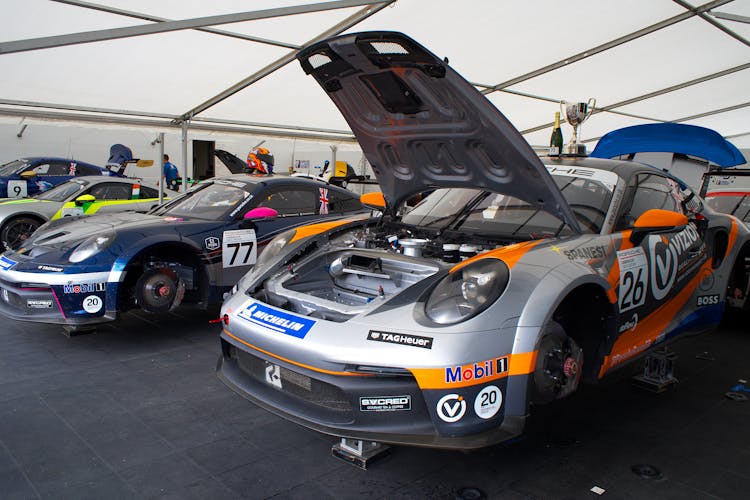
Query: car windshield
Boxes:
[
  {"xmin": 705, "ymin": 194, "xmax": 750, "ymax": 222},
  {"xmin": 0, "ymin": 159, "xmax": 29, "ymax": 176},
  {"xmin": 151, "ymin": 181, "xmax": 251, "ymax": 220},
  {"xmin": 34, "ymin": 180, "xmax": 87, "ymax": 201},
  {"xmin": 401, "ymin": 170, "xmax": 614, "ymax": 238}
]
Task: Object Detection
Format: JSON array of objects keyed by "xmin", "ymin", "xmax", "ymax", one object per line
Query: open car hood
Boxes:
[
  {"xmin": 297, "ymin": 31, "xmax": 581, "ymax": 232},
  {"xmin": 215, "ymin": 149, "xmax": 247, "ymax": 175}
]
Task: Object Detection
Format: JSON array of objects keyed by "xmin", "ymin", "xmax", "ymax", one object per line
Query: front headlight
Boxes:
[
  {"xmin": 424, "ymin": 259, "xmax": 509, "ymax": 325},
  {"xmin": 69, "ymin": 231, "xmax": 115, "ymax": 263},
  {"xmin": 254, "ymin": 228, "xmax": 296, "ymax": 269}
]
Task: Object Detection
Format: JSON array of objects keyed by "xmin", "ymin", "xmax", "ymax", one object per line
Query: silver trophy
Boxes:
[{"xmin": 560, "ymin": 98, "xmax": 596, "ymax": 155}]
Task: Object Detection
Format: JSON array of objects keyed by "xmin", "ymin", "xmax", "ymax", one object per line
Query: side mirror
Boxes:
[
  {"xmin": 244, "ymin": 206, "xmax": 279, "ymax": 220},
  {"xmin": 633, "ymin": 209, "xmax": 688, "ymax": 230},
  {"xmin": 20, "ymin": 170, "xmax": 37, "ymax": 179},
  {"xmin": 360, "ymin": 192, "xmax": 386, "ymax": 209},
  {"xmin": 136, "ymin": 159, "xmax": 154, "ymax": 167},
  {"xmin": 74, "ymin": 194, "xmax": 96, "ymax": 206},
  {"xmin": 631, "ymin": 209, "xmax": 688, "ymax": 244}
]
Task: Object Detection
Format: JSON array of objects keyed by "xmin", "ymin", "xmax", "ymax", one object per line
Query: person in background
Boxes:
[{"xmin": 163, "ymin": 154, "xmax": 179, "ymax": 191}]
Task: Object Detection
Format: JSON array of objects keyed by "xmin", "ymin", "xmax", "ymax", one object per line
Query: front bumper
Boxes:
[
  {"xmin": 217, "ymin": 334, "xmax": 527, "ymax": 449},
  {"xmin": 0, "ymin": 266, "xmax": 116, "ymax": 326}
]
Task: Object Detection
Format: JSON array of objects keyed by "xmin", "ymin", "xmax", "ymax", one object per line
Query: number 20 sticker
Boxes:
[
  {"xmin": 222, "ymin": 229, "xmax": 257, "ymax": 268},
  {"xmin": 83, "ymin": 295, "xmax": 103, "ymax": 314}
]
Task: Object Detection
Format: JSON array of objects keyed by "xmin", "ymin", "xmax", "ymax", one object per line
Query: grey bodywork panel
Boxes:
[{"xmin": 298, "ymin": 31, "xmax": 581, "ymax": 233}]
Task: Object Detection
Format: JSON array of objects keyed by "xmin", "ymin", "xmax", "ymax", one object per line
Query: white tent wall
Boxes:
[
  {"xmin": 1, "ymin": 0, "xmax": 749, "ymax": 167},
  {"xmin": 0, "ymin": 116, "xmax": 369, "ymax": 185}
]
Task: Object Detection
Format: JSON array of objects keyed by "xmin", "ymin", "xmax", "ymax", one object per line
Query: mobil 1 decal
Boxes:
[{"xmin": 617, "ymin": 223, "xmax": 706, "ymax": 317}]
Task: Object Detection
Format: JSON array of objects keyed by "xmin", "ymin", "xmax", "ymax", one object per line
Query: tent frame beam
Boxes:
[
  {"xmin": 0, "ymin": 0, "xmax": 386, "ymax": 55},
  {"xmin": 50, "ymin": 0, "xmax": 301, "ymax": 49},
  {"xmin": 178, "ymin": 1, "xmax": 394, "ymax": 121},
  {"xmin": 480, "ymin": 0, "xmax": 734, "ymax": 95}
]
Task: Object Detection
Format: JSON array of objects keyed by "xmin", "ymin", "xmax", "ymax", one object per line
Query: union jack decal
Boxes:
[{"xmin": 319, "ymin": 188, "xmax": 329, "ymax": 214}]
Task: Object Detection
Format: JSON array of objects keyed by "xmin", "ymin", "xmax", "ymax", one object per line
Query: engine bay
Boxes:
[{"xmin": 252, "ymin": 222, "xmax": 516, "ymax": 322}]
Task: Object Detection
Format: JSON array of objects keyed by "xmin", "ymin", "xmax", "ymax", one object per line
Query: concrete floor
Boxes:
[{"xmin": 1, "ymin": 307, "xmax": 749, "ymax": 499}]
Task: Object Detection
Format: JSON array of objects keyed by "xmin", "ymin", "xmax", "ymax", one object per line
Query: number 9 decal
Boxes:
[{"xmin": 7, "ymin": 180, "xmax": 27, "ymax": 198}]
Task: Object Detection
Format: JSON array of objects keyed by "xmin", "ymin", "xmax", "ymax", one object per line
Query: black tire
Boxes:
[
  {"xmin": 135, "ymin": 268, "xmax": 184, "ymax": 313},
  {"xmin": 532, "ymin": 321, "xmax": 583, "ymax": 404},
  {"xmin": 0, "ymin": 216, "xmax": 42, "ymax": 251}
]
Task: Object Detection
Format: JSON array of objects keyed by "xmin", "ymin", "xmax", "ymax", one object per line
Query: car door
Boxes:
[
  {"xmin": 607, "ymin": 172, "xmax": 709, "ymax": 365},
  {"xmin": 216, "ymin": 184, "xmax": 324, "ymax": 287}
]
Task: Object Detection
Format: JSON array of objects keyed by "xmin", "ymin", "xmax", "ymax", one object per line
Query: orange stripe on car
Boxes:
[
  {"xmin": 223, "ymin": 329, "xmax": 370, "ymax": 377},
  {"xmin": 289, "ymin": 218, "xmax": 359, "ymax": 243},
  {"xmin": 409, "ymin": 351, "xmax": 537, "ymax": 389},
  {"xmin": 598, "ymin": 259, "xmax": 713, "ymax": 377},
  {"xmin": 450, "ymin": 240, "xmax": 541, "ymax": 273}
]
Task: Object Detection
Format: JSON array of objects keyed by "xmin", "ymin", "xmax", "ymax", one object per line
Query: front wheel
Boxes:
[
  {"xmin": 532, "ymin": 321, "xmax": 583, "ymax": 404},
  {"xmin": 0, "ymin": 216, "xmax": 42, "ymax": 251},
  {"xmin": 135, "ymin": 268, "xmax": 185, "ymax": 313}
]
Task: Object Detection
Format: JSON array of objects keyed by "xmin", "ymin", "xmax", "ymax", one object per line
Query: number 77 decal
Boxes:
[{"xmin": 222, "ymin": 229, "xmax": 258, "ymax": 268}]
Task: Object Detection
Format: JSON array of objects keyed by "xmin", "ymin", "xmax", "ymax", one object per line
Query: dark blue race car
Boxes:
[
  {"xmin": 0, "ymin": 175, "xmax": 368, "ymax": 332},
  {"xmin": 0, "ymin": 157, "xmax": 121, "ymax": 199}
]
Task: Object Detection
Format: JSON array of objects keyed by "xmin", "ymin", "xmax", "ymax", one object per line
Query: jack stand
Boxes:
[
  {"xmin": 62, "ymin": 325, "xmax": 97, "ymax": 337},
  {"xmin": 631, "ymin": 347, "xmax": 678, "ymax": 393},
  {"xmin": 331, "ymin": 438, "xmax": 391, "ymax": 469}
]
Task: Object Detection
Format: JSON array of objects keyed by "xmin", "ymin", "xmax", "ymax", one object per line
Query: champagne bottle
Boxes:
[{"xmin": 549, "ymin": 111, "xmax": 563, "ymax": 156}]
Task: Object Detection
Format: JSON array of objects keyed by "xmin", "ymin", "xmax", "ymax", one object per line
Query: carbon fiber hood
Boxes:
[{"xmin": 297, "ymin": 31, "xmax": 581, "ymax": 233}]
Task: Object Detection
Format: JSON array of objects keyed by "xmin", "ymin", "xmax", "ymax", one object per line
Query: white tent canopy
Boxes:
[{"xmin": 2, "ymin": 0, "xmax": 749, "ymax": 150}]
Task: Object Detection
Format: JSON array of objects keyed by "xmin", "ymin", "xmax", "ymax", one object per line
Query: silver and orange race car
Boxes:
[{"xmin": 216, "ymin": 32, "xmax": 750, "ymax": 449}]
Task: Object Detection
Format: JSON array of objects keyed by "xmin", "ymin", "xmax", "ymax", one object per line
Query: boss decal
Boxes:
[
  {"xmin": 63, "ymin": 283, "xmax": 106, "ymax": 294},
  {"xmin": 222, "ymin": 229, "xmax": 257, "ymax": 268},
  {"xmin": 445, "ymin": 357, "xmax": 508, "ymax": 384},
  {"xmin": 238, "ymin": 301, "xmax": 315, "ymax": 339},
  {"xmin": 697, "ymin": 294, "xmax": 720, "ymax": 307},
  {"xmin": 205, "ymin": 236, "xmax": 220, "ymax": 251},
  {"xmin": 367, "ymin": 330, "xmax": 433, "ymax": 349},
  {"xmin": 436, "ymin": 394, "xmax": 466, "ymax": 423},
  {"xmin": 360, "ymin": 395, "xmax": 411, "ymax": 412}
]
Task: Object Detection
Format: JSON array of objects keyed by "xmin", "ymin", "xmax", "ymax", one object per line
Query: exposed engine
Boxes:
[{"xmin": 252, "ymin": 222, "xmax": 512, "ymax": 322}]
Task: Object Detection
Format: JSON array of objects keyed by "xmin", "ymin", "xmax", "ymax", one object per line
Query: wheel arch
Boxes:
[
  {"xmin": 518, "ymin": 267, "xmax": 616, "ymax": 382},
  {"xmin": 114, "ymin": 239, "xmax": 209, "ymax": 310}
]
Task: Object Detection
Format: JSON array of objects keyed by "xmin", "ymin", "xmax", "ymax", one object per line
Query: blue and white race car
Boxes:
[{"xmin": 0, "ymin": 175, "xmax": 366, "ymax": 331}]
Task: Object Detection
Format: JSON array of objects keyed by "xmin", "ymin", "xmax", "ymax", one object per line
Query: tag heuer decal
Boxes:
[{"xmin": 367, "ymin": 330, "xmax": 433, "ymax": 349}]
